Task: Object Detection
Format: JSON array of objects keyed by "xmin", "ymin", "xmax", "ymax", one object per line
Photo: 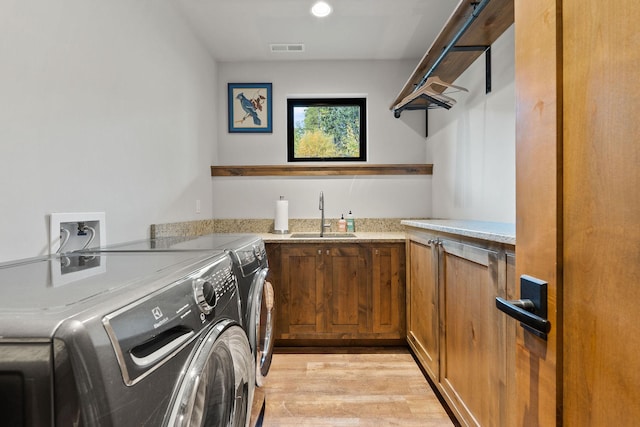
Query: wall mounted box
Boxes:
[{"xmin": 49, "ymin": 212, "xmax": 106, "ymax": 254}]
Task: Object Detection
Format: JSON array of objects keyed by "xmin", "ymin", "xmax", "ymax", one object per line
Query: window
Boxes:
[{"xmin": 287, "ymin": 97, "xmax": 367, "ymax": 162}]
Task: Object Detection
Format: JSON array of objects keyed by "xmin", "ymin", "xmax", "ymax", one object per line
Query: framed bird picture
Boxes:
[{"xmin": 228, "ymin": 83, "xmax": 273, "ymax": 133}]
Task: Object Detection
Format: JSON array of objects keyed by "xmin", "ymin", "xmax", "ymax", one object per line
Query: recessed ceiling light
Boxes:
[{"xmin": 311, "ymin": 1, "xmax": 332, "ymax": 18}]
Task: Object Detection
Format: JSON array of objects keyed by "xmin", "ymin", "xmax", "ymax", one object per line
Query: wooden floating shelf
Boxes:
[
  {"xmin": 211, "ymin": 164, "xmax": 433, "ymax": 177},
  {"xmin": 391, "ymin": 0, "xmax": 514, "ymax": 112}
]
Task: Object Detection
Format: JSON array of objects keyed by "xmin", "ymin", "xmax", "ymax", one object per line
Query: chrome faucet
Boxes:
[{"xmin": 319, "ymin": 191, "xmax": 331, "ymax": 237}]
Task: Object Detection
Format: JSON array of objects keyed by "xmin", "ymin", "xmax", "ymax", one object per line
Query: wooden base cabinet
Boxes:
[
  {"xmin": 370, "ymin": 245, "xmax": 406, "ymax": 337},
  {"xmin": 406, "ymin": 237, "xmax": 440, "ymax": 381},
  {"xmin": 406, "ymin": 229, "xmax": 516, "ymax": 427},
  {"xmin": 266, "ymin": 242, "xmax": 405, "ymax": 344}
]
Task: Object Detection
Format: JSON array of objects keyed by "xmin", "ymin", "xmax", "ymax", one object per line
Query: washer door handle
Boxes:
[{"xmin": 130, "ymin": 330, "xmax": 194, "ymax": 367}]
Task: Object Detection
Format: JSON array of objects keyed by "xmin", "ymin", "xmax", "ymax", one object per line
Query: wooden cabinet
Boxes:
[
  {"xmin": 277, "ymin": 244, "xmax": 328, "ymax": 337},
  {"xmin": 324, "ymin": 245, "xmax": 368, "ymax": 336},
  {"xmin": 406, "ymin": 228, "xmax": 516, "ymax": 427},
  {"xmin": 370, "ymin": 245, "xmax": 405, "ymax": 338},
  {"xmin": 406, "ymin": 236, "xmax": 440, "ymax": 380},
  {"xmin": 265, "ymin": 242, "xmax": 405, "ymax": 344},
  {"xmin": 438, "ymin": 239, "xmax": 505, "ymax": 427}
]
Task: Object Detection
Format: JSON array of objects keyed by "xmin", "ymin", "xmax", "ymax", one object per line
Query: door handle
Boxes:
[
  {"xmin": 496, "ymin": 297, "xmax": 550, "ymax": 336},
  {"xmin": 496, "ymin": 275, "xmax": 551, "ymax": 340}
]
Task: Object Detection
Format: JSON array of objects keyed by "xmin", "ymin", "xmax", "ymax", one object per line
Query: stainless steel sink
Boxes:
[{"xmin": 289, "ymin": 233, "xmax": 357, "ymax": 238}]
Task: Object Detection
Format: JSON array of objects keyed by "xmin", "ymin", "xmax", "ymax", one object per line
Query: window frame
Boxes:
[{"xmin": 286, "ymin": 97, "xmax": 367, "ymax": 162}]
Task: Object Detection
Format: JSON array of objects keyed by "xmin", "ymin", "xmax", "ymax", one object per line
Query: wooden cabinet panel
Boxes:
[
  {"xmin": 406, "ymin": 237, "xmax": 439, "ymax": 380},
  {"xmin": 325, "ymin": 246, "xmax": 367, "ymax": 335},
  {"xmin": 439, "ymin": 241, "xmax": 504, "ymax": 427},
  {"xmin": 405, "ymin": 229, "xmax": 515, "ymax": 426},
  {"xmin": 267, "ymin": 242, "xmax": 405, "ymax": 343},
  {"xmin": 371, "ymin": 245, "xmax": 406, "ymax": 338},
  {"xmin": 280, "ymin": 245, "xmax": 324, "ymax": 336}
]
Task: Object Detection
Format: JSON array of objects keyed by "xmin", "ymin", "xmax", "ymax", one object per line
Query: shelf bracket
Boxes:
[
  {"xmin": 393, "ymin": 92, "xmax": 452, "ymax": 118},
  {"xmin": 451, "ymin": 45, "xmax": 492, "ymax": 93},
  {"xmin": 425, "ymin": 110, "xmax": 428, "ymax": 138}
]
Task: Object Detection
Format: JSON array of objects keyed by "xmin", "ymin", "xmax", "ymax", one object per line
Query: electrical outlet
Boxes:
[
  {"xmin": 50, "ymin": 212, "xmax": 106, "ymax": 254},
  {"xmin": 196, "ymin": 199, "xmax": 201, "ymax": 214}
]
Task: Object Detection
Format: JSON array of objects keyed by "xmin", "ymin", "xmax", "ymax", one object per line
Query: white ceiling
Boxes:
[{"xmin": 174, "ymin": 0, "xmax": 458, "ymax": 62}]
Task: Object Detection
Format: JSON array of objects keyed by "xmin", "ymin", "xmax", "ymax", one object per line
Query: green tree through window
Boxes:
[{"xmin": 287, "ymin": 98, "xmax": 367, "ymax": 162}]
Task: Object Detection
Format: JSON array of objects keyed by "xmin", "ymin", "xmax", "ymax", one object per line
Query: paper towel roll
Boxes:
[{"xmin": 274, "ymin": 197, "xmax": 289, "ymax": 233}]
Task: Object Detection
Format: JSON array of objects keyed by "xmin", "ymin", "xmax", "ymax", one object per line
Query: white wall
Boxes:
[
  {"xmin": 427, "ymin": 26, "xmax": 516, "ymax": 222},
  {"xmin": 213, "ymin": 60, "xmax": 432, "ymax": 220},
  {"xmin": 0, "ymin": 2, "xmax": 514, "ymax": 262},
  {"xmin": 0, "ymin": 0, "xmax": 218, "ymax": 262}
]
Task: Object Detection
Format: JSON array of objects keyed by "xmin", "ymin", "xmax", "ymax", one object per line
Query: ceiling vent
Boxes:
[{"xmin": 270, "ymin": 43, "xmax": 305, "ymax": 53}]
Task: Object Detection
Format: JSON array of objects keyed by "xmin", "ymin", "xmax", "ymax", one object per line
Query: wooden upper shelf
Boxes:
[
  {"xmin": 390, "ymin": 0, "xmax": 514, "ymax": 112},
  {"xmin": 211, "ymin": 164, "xmax": 432, "ymax": 177}
]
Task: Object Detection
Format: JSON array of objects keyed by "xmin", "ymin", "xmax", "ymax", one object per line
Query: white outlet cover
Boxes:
[{"xmin": 50, "ymin": 212, "xmax": 106, "ymax": 254}]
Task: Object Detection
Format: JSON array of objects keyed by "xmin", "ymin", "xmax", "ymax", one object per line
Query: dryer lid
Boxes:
[{"xmin": 0, "ymin": 251, "xmax": 224, "ymax": 313}]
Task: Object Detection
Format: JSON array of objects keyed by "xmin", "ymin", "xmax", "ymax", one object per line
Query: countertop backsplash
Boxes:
[{"xmin": 151, "ymin": 218, "xmax": 421, "ymax": 238}]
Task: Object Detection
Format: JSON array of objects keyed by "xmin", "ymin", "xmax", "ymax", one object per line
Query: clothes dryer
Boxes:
[{"xmin": 0, "ymin": 250, "xmax": 253, "ymax": 427}]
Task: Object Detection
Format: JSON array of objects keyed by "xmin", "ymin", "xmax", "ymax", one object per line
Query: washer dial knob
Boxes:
[{"xmin": 194, "ymin": 278, "xmax": 218, "ymax": 314}]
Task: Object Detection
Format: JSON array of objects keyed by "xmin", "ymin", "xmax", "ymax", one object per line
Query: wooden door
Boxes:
[
  {"xmin": 406, "ymin": 234, "xmax": 440, "ymax": 381},
  {"xmin": 439, "ymin": 240, "xmax": 505, "ymax": 427},
  {"xmin": 514, "ymin": 0, "xmax": 562, "ymax": 425},
  {"xmin": 325, "ymin": 245, "xmax": 367, "ymax": 336},
  {"xmin": 516, "ymin": 0, "xmax": 640, "ymax": 424},
  {"xmin": 370, "ymin": 244, "xmax": 405, "ymax": 338},
  {"xmin": 279, "ymin": 244, "xmax": 325, "ymax": 337},
  {"xmin": 562, "ymin": 0, "xmax": 640, "ymax": 424}
]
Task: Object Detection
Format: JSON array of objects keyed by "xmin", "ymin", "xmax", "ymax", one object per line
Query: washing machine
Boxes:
[
  {"xmin": 82, "ymin": 234, "xmax": 276, "ymax": 425},
  {"xmin": 87, "ymin": 234, "xmax": 276, "ymax": 387},
  {"xmin": 0, "ymin": 250, "xmax": 254, "ymax": 427}
]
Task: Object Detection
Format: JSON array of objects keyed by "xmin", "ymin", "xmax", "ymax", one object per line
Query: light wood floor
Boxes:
[{"xmin": 259, "ymin": 347, "xmax": 455, "ymax": 427}]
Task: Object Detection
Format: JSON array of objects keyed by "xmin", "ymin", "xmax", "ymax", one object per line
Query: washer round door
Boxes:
[
  {"xmin": 165, "ymin": 321, "xmax": 254, "ymax": 427},
  {"xmin": 248, "ymin": 270, "xmax": 276, "ymax": 387}
]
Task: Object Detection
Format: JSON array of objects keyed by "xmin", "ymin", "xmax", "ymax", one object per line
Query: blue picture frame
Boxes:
[{"xmin": 228, "ymin": 83, "xmax": 272, "ymax": 133}]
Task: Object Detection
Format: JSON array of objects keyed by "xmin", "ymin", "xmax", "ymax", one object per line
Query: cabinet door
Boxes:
[
  {"xmin": 279, "ymin": 244, "xmax": 325, "ymax": 338},
  {"xmin": 406, "ymin": 238, "xmax": 440, "ymax": 381},
  {"xmin": 439, "ymin": 240, "xmax": 505, "ymax": 427},
  {"xmin": 370, "ymin": 244, "xmax": 406, "ymax": 338},
  {"xmin": 324, "ymin": 245, "xmax": 367, "ymax": 336}
]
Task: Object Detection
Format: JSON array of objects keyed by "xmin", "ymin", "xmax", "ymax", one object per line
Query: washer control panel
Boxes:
[
  {"xmin": 231, "ymin": 238, "xmax": 267, "ymax": 277},
  {"xmin": 193, "ymin": 260, "xmax": 236, "ymax": 314},
  {"xmin": 102, "ymin": 253, "xmax": 239, "ymax": 386}
]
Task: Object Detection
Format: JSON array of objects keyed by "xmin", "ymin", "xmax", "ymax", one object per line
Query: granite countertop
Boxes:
[
  {"xmin": 401, "ymin": 219, "xmax": 516, "ymax": 245},
  {"xmin": 149, "ymin": 218, "xmax": 514, "ymax": 245},
  {"xmin": 258, "ymin": 231, "xmax": 406, "ymax": 243}
]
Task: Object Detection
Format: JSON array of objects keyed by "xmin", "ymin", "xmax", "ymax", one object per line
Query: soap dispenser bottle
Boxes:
[
  {"xmin": 338, "ymin": 214, "xmax": 347, "ymax": 232},
  {"xmin": 346, "ymin": 211, "xmax": 355, "ymax": 232}
]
